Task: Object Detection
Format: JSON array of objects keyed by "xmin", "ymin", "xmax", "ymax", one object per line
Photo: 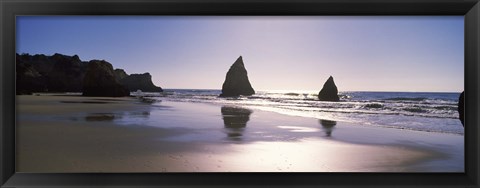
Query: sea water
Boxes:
[{"xmin": 134, "ymin": 89, "xmax": 463, "ymax": 135}]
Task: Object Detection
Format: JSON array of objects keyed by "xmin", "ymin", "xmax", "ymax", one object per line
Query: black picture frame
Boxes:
[{"xmin": 1, "ymin": 0, "xmax": 479, "ymax": 187}]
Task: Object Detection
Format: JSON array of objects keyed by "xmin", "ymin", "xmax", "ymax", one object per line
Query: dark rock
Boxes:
[
  {"xmin": 114, "ymin": 69, "xmax": 128, "ymax": 81},
  {"xmin": 119, "ymin": 73, "xmax": 163, "ymax": 92},
  {"xmin": 114, "ymin": 69, "xmax": 163, "ymax": 92},
  {"xmin": 82, "ymin": 60, "xmax": 130, "ymax": 97},
  {"xmin": 17, "ymin": 53, "xmax": 55, "ymax": 75},
  {"xmin": 458, "ymin": 91, "xmax": 464, "ymax": 127},
  {"xmin": 220, "ymin": 56, "xmax": 255, "ymax": 97},
  {"xmin": 16, "ymin": 62, "xmax": 45, "ymax": 94},
  {"xmin": 47, "ymin": 53, "xmax": 87, "ymax": 92},
  {"xmin": 16, "ymin": 53, "xmax": 164, "ymax": 95},
  {"xmin": 318, "ymin": 76, "xmax": 339, "ymax": 101},
  {"xmin": 16, "ymin": 53, "xmax": 87, "ymax": 94}
]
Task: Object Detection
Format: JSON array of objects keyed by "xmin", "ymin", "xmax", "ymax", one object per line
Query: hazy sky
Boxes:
[{"xmin": 16, "ymin": 16, "xmax": 464, "ymax": 92}]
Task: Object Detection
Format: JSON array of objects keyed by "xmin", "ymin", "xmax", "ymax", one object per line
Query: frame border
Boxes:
[{"xmin": 1, "ymin": 0, "xmax": 479, "ymax": 187}]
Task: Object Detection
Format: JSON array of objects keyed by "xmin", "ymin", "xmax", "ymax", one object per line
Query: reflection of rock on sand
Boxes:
[
  {"xmin": 319, "ymin": 119, "xmax": 337, "ymax": 137},
  {"xmin": 221, "ymin": 106, "xmax": 252, "ymax": 140}
]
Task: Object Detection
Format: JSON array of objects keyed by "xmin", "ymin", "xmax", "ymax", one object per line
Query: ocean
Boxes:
[{"xmin": 133, "ymin": 89, "xmax": 464, "ymax": 135}]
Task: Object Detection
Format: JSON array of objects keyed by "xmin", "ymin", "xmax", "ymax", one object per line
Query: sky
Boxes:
[{"xmin": 16, "ymin": 16, "xmax": 464, "ymax": 92}]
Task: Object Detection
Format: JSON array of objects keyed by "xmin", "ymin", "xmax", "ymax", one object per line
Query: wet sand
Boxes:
[{"xmin": 16, "ymin": 95, "xmax": 464, "ymax": 172}]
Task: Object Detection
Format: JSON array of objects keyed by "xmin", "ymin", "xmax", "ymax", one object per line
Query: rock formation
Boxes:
[
  {"xmin": 17, "ymin": 53, "xmax": 55, "ymax": 75},
  {"xmin": 219, "ymin": 56, "xmax": 255, "ymax": 97},
  {"xmin": 47, "ymin": 54, "xmax": 87, "ymax": 92},
  {"xmin": 16, "ymin": 62, "xmax": 45, "ymax": 95},
  {"xmin": 119, "ymin": 73, "xmax": 163, "ymax": 92},
  {"xmin": 458, "ymin": 91, "xmax": 464, "ymax": 127},
  {"xmin": 114, "ymin": 69, "xmax": 163, "ymax": 92},
  {"xmin": 318, "ymin": 76, "xmax": 340, "ymax": 101},
  {"xmin": 114, "ymin": 69, "xmax": 129, "ymax": 81},
  {"xmin": 16, "ymin": 53, "xmax": 164, "ymax": 95},
  {"xmin": 16, "ymin": 53, "xmax": 87, "ymax": 94},
  {"xmin": 82, "ymin": 60, "xmax": 130, "ymax": 97}
]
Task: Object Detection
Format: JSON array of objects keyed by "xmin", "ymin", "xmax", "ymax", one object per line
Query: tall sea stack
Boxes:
[
  {"xmin": 220, "ymin": 56, "xmax": 255, "ymax": 97},
  {"xmin": 318, "ymin": 76, "xmax": 339, "ymax": 101},
  {"xmin": 82, "ymin": 60, "xmax": 130, "ymax": 97}
]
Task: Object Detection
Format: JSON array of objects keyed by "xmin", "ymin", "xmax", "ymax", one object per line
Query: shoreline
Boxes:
[{"xmin": 16, "ymin": 95, "xmax": 464, "ymax": 172}]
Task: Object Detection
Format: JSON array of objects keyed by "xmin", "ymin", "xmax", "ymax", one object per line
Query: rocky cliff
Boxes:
[
  {"xmin": 16, "ymin": 53, "xmax": 163, "ymax": 95},
  {"xmin": 16, "ymin": 53, "xmax": 88, "ymax": 94},
  {"xmin": 114, "ymin": 69, "xmax": 129, "ymax": 81},
  {"xmin": 16, "ymin": 62, "xmax": 46, "ymax": 95},
  {"xmin": 82, "ymin": 60, "xmax": 130, "ymax": 97},
  {"xmin": 47, "ymin": 53, "xmax": 87, "ymax": 92}
]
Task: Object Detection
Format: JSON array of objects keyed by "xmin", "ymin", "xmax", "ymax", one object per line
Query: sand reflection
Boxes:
[
  {"xmin": 85, "ymin": 113, "xmax": 117, "ymax": 121},
  {"xmin": 83, "ymin": 111, "xmax": 151, "ymax": 123},
  {"xmin": 319, "ymin": 119, "xmax": 337, "ymax": 137},
  {"xmin": 221, "ymin": 106, "xmax": 252, "ymax": 141}
]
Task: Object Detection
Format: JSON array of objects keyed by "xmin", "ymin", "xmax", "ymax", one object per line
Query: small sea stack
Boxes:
[
  {"xmin": 82, "ymin": 60, "xmax": 130, "ymax": 97},
  {"xmin": 318, "ymin": 76, "xmax": 340, "ymax": 101},
  {"xmin": 219, "ymin": 56, "xmax": 255, "ymax": 97},
  {"xmin": 458, "ymin": 91, "xmax": 464, "ymax": 127}
]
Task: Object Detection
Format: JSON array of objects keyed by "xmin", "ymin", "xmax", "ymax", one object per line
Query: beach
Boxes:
[{"xmin": 16, "ymin": 95, "xmax": 464, "ymax": 172}]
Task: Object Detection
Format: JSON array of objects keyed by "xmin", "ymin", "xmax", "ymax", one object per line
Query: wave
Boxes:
[
  {"xmin": 284, "ymin": 92, "xmax": 301, "ymax": 96},
  {"xmin": 147, "ymin": 91, "xmax": 459, "ymax": 118},
  {"xmin": 363, "ymin": 103, "xmax": 384, "ymax": 108},
  {"xmin": 402, "ymin": 107, "xmax": 428, "ymax": 113},
  {"xmin": 384, "ymin": 97, "xmax": 428, "ymax": 101}
]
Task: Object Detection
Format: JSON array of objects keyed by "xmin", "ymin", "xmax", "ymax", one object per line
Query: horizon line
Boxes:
[{"xmin": 162, "ymin": 88, "xmax": 463, "ymax": 93}]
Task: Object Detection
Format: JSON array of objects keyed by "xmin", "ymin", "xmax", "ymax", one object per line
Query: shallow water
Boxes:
[
  {"xmin": 132, "ymin": 90, "xmax": 464, "ymax": 135},
  {"xmin": 98, "ymin": 100, "xmax": 465, "ymax": 172}
]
